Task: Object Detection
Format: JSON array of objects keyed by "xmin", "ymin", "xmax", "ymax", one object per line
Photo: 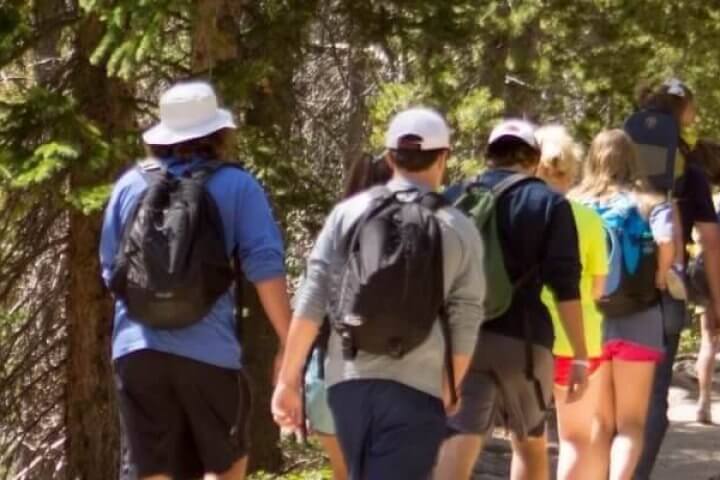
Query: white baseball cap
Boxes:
[
  {"xmin": 664, "ymin": 78, "xmax": 688, "ymax": 97},
  {"xmin": 143, "ymin": 81, "xmax": 237, "ymax": 145},
  {"xmin": 488, "ymin": 119, "xmax": 539, "ymax": 151},
  {"xmin": 385, "ymin": 107, "xmax": 451, "ymax": 150}
]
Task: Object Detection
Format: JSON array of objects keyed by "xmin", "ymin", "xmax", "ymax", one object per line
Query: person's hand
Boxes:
[
  {"xmin": 271, "ymin": 381, "xmax": 302, "ymax": 430},
  {"xmin": 565, "ymin": 361, "xmax": 589, "ymax": 403},
  {"xmin": 656, "ymin": 270, "xmax": 668, "ymax": 291}
]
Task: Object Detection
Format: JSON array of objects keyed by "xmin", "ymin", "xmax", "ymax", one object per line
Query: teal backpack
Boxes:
[{"xmin": 581, "ymin": 193, "xmax": 659, "ymax": 317}]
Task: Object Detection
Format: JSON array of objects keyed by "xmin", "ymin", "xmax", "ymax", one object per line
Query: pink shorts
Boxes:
[
  {"xmin": 554, "ymin": 357, "xmax": 605, "ymax": 386},
  {"xmin": 602, "ymin": 340, "xmax": 664, "ymax": 363}
]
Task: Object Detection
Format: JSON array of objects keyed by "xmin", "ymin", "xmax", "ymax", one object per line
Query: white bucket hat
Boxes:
[
  {"xmin": 385, "ymin": 107, "xmax": 451, "ymax": 150},
  {"xmin": 143, "ymin": 81, "xmax": 237, "ymax": 145}
]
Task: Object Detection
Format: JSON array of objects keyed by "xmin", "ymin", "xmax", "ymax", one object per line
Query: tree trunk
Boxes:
[
  {"xmin": 502, "ymin": 16, "xmax": 541, "ymax": 119},
  {"xmin": 343, "ymin": 44, "xmax": 369, "ymax": 173},
  {"xmin": 64, "ymin": 14, "xmax": 133, "ymax": 480},
  {"xmin": 188, "ymin": 0, "xmax": 298, "ymax": 472}
]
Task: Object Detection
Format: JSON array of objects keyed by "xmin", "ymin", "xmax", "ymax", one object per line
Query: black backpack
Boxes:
[
  {"xmin": 109, "ymin": 159, "xmax": 238, "ymax": 329},
  {"xmin": 330, "ymin": 187, "xmax": 453, "ymax": 372}
]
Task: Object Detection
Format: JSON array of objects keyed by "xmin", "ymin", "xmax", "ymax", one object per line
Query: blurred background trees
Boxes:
[{"xmin": 2, "ymin": 1, "xmax": 720, "ymax": 478}]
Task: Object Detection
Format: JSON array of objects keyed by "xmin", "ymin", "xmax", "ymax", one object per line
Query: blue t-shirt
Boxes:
[{"xmin": 99, "ymin": 158, "xmax": 285, "ymax": 369}]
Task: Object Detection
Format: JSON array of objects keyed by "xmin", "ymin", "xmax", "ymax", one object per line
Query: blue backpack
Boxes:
[{"xmin": 584, "ymin": 194, "xmax": 659, "ymax": 317}]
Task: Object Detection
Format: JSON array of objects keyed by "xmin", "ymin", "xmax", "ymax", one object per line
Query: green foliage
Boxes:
[
  {"xmin": 0, "ymin": 87, "xmax": 112, "ymax": 210},
  {"xmin": 0, "ymin": 2, "xmax": 33, "ymax": 68},
  {"xmin": 84, "ymin": 0, "xmax": 192, "ymax": 79}
]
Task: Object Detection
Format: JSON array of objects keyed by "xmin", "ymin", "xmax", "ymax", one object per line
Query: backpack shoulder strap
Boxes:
[
  {"xmin": 418, "ymin": 191, "xmax": 448, "ymax": 211},
  {"xmin": 342, "ymin": 186, "xmax": 395, "ymax": 254},
  {"xmin": 136, "ymin": 157, "xmax": 166, "ymax": 184},
  {"xmin": 491, "ymin": 172, "xmax": 536, "ymax": 198}
]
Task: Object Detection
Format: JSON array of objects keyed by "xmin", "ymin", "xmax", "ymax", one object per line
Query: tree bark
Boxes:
[
  {"xmin": 188, "ymin": 0, "xmax": 304, "ymax": 472},
  {"xmin": 64, "ymin": 14, "xmax": 133, "ymax": 480},
  {"xmin": 343, "ymin": 44, "xmax": 369, "ymax": 173}
]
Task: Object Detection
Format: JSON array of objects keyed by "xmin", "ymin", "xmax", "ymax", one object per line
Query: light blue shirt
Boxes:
[{"xmin": 99, "ymin": 158, "xmax": 285, "ymax": 369}]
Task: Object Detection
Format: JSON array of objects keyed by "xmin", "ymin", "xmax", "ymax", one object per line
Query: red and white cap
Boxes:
[
  {"xmin": 488, "ymin": 119, "xmax": 540, "ymax": 151},
  {"xmin": 385, "ymin": 107, "xmax": 451, "ymax": 151}
]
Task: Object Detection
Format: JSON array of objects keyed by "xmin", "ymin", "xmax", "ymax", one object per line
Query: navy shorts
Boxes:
[{"xmin": 327, "ymin": 379, "xmax": 446, "ymax": 480}]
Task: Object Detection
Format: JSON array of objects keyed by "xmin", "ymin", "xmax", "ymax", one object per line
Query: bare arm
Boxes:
[
  {"xmin": 443, "ymin": 354, "xmax": 472, "ymax": 410},
  {"xmin": 655, "ymin": 242, "xmax": 675, "ymax": 291},
  {"xmin": 556, "ymin": 299, "xmax": 588, "ymax": 360},
  {"xmin": 672, "ymin": 201, "xmax": 685, "ymax": 265},
  {"xmin": 592, "ymin": 275, "xmax": 607, "ymax": 300},
  {"xmin": 254, "ymin": 276, "xmax": 292, "ymax": 346},
  {"xmin": 277, "ymin": 316, "xmax": 319, "ymax": 387},
  {"xmin": 272, "ymin": 317, "xmax": 320, "ymax": 429}
]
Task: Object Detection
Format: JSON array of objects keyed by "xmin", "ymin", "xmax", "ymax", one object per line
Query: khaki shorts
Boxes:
[{"xmin": 448, "ymin": 332, "xmax": 553, "ymax": 440}]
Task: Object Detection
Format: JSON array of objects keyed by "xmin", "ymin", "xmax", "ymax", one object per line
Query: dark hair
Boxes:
[
  {"xmin": 689, "ymin": 139, "xmax": 720, "ymax": 186},
  {"xmin": 144, "ymin": 128, "xmax": 234, "ymax": 161},
  {"xmin": 486, "ymin": 137, "xmax": 540, "ymax": 168},
  {"xmin": 636, "ymin": 80, "xmax": 695, "ymax": 124},
  {"xmin": 387, "ymin": 135, "xmax": 447, "ymax": 173},
  {"xmin": 343, "ymin": 153, "xmax": 393, "ymax": 199}
]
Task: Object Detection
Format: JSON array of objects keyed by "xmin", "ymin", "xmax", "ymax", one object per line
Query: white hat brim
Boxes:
[{"xmin": 142, "ymin": 109, "xmax": 237, "ymax": 145}]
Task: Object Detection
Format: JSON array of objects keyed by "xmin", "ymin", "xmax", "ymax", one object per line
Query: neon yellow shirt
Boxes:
[{"xmin": 542, "ymin": 201, "xmax": 608, "ymax": 358}]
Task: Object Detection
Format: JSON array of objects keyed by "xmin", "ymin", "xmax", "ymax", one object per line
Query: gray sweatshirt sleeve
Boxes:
[
  {"xmin": 443, "ymin": 211, "xmax": 486, "ymax": 356},
  {"xmin": 293, "ymin": 208, "xmax": 341, "ymax": 325}
]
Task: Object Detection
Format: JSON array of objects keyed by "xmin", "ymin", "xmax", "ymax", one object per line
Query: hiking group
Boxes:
[{"xmin": 101, "ymin": 78, "xmax": 720, "ymax": 480}]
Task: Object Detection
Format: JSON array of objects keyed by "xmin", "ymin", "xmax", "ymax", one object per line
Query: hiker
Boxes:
[
  {"xmin": 684, "ymin": 139, "xmax": 720, "ymax": 424},
  {"xmin": 99, "ymin": 81, "xmax": 292, "ymax": 480},
  {"xmin": 633, "ymin": 81, "xmax": 720, "ymax": 479},
  {"xmin": 435, "ymin": 119, "xmax": 589, "ymax": 480},
  {"xmin": 272, "ymin": 107, "xmax": 486, "ymax": 480},
  {"xmin": 302, "ymin": 152, "xmax": 391, "ymax": 480},
  {"xmin": 535, "ymin": 125, "xmax": 610, "ymax": 480},
  {"xmin": 571, "ymin": 129, "xmax": 673, "ymax": 480}
]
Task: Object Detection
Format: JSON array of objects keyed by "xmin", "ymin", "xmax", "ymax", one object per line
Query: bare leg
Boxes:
[
  {"xmin": 609, "ymin": 360, "xmax": 655, "ymax": 480},
  {"xmin": 317, "ymin": 433, "xmax": 348, "ymax": 480},
  {"xmin": 204, "ymin": 456, "xmax": 248, "ymax": 480},
  {"xmin": 697, "ymin": 311, "xmax": 718, "ymax": 423},
  {"xmin": 434, "ymin": 434, "xmax": 485, "ymax": 480},
  {"xmin": 591, "ymin": 363, "xmax": 614, "ymax": 480},
  {"xmin": 555, "ymin": 363, "xmax": 611, "ymax": 480},
  {"xmin": 510, "ymin": 434, "xmax": 549, "ymax": 480}
]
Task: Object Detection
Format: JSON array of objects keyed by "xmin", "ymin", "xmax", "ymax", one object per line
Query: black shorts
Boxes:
[
  {"xmin": 448, "ymin": 332, "xmax": 553, "ymax": 440},
  {"xmin": 115, "ymin": 350, "xmax": 251, "ymax": 479}
]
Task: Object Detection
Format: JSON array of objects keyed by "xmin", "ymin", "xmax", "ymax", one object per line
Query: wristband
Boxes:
[{"xmin": 571, "ymin": 359, "xmax": 590, "ymax": 368}]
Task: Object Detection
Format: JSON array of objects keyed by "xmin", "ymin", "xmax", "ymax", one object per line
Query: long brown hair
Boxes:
[
  {"xmin": 144, "ymin": 128, "xmax": 235, "ymax": 161},
  {"xmin": 343, "ymin": 153, "xmax": 392, "ymax": 199},
  {"xmin": 571, "ymin": 129, "xmax": 662, "ymax": 215}
]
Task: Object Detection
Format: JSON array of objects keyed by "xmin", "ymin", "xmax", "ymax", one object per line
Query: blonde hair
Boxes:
[
  {"xmin": 536, "ymin": 125, "xmax": 583, "ymax": 180},
  {"xmin": 571, "ymin": 129, "xmax": 662, "ymax": 215}
]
